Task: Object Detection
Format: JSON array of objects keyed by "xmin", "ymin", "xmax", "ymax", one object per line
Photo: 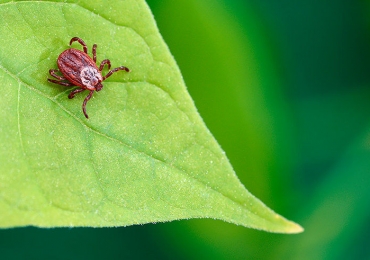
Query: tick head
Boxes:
[{"xmin": 95, "ymin": 82, "xmax": 103, "ymax": 92}]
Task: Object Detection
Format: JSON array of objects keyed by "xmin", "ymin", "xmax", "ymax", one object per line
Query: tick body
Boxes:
[{"xmin": 48, "ymin": 37, "xmax": 130, "ymax": 119}]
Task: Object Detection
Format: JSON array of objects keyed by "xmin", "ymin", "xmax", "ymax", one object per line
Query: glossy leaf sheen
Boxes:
[{"xmin": 0, "ymin": 0, "xmax": 302, "ymax": 233}]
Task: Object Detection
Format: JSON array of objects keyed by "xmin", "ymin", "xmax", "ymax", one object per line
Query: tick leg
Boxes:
[
  {"xmin": 68, "ymin": 88, "xmax": 85, "ymax": 99},
  {"xmin": 82, "ymin": 90, "xmax": 94, "ymax": 119},
  {"xmin": 48, "ymin": 79, "xmax": 74, "ymax": 87},
  {"xmin": 70, "ymin": 37, "xmax": 88, "ymax": 54},
  {"xmin": 49, "ymin": 69, "xmax": 66, "ymax": 80},
  {"xmin": 99, "ymin": 59, "xmax": 111, "ymax": 71},
  {"xmin": 92, "ymin": 44, "xmax": 97, "ymax": 62},
  {"xmin": 103, "ymin": 66, "xmax": 130, "ymax": 80}
]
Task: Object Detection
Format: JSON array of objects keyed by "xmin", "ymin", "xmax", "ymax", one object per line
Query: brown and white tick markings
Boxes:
[{"xmin": 48, "ymin": 37, "xmax": 130, "ymax": 119}]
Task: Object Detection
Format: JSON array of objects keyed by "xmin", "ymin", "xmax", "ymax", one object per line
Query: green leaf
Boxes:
[{"xmin": 0, "ymin": 0, "xmax": 302, "ymax": 233}]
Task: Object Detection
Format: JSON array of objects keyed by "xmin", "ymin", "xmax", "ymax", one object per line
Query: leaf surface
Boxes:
[{"xmin": 0, "ymin": 0, "xmax": 302, "ymax": 233}]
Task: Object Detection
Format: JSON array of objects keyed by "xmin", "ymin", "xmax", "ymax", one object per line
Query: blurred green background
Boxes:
[{"xmin": 2, "ymin": 0, "xmax": 370, "ymax": 259}]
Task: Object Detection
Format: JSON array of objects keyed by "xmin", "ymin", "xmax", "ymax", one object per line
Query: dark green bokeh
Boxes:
[{"xmin": 2, "ymin": 0, "xmax": 370, "ymax": 259}]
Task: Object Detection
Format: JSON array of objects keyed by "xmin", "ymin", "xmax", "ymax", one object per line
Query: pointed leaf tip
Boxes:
[{"xmin": 0, "ymin": 0, "xmax": 302, "ymax": 233}]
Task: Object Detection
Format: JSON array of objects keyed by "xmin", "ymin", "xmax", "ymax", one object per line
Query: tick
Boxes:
[{"xmin": 48, "ymin": 37, "xmax": 130, "ymax": 119}]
